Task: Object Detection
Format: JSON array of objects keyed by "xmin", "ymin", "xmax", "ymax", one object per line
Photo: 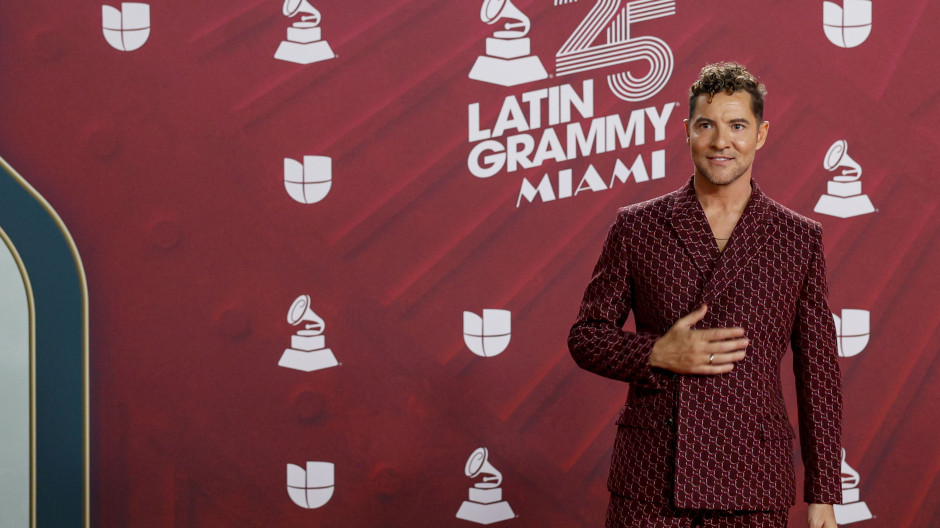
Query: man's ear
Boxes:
[
  {"xmin": 684, "ymin": 119, "xmax": 691, "ymax": 142},
  {"xmin": 755, "ymin": 120, "xmax": 770, "ymax": 150}
]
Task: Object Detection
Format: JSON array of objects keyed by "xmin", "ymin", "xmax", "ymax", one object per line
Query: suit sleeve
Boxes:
[
  {"xmin": 791, "ymin": 223, "xmax": 843, "ymax": 504},
  {"xmin": 567, "ymin": 210, "xmax": 673, "ymax": 390}
]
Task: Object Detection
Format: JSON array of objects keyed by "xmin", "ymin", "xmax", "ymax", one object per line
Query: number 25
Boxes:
[{"xmin": 556, "ymin": 0, "xmax": 675, "ymax": 102}]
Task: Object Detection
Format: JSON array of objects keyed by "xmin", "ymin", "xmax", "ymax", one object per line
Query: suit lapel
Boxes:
[
  {"xmin": 669, "ymin": 176, "xmax": 776, "ymax": 307},
  {"xmin": 669, "ymin": 176, "xmax": 719, "ymax": 280}
]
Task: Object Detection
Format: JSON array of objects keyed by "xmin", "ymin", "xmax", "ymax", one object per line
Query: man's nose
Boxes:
[{"xmin": 711, "ymin": 126, "xmax": 731, "ymax": 149}]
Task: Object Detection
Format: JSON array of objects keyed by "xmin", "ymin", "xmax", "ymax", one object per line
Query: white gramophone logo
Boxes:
[
  {"xmin": 814, "ymin": 140, "xmax": 875, "ymax": 218},
  {"xmin": 833, "ymin": 309, "xmax": 870, "ymax": 358},
  {"xmin": 278, "ymin": 295, "xmax": 339, "ymax": 372},
  {"xmin": 284, "ymin": 156, "xmax": 331, "ymax": 204},
  {"xmin": 456, "ymin": 447, "xmax": 516, "ymax": 525},
  {"xmin": 274, "ymin": 0, "xmax": 335, "ymax": 64},
  {"xmin": 834, "ymin": 448, "xmax": 874, "ymax": 524},
  {"xmin": 823, "ymin": 0, "xmax": 872, "ymax": 48},
  {"xmin": 468, "ymin": 0, "xmax": 548, "ymax": 87},
  {"xmin": 102, "ymin": 3, "xmax": 150, "ymax": 52},
  {"xmin": 287, "ymin": 461, "xmax": 334, "ymax": 509},
  {"xmin": 463, "ymin": 309, "xmax": 511, "ymax": 358}
]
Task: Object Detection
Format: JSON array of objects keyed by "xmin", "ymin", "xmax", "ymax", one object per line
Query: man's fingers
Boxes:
[
  {"xmin": 685, "ymin": 350, "xmax": 745, "ymax": 375},
  {"xmin": 696, "ymin": 362, "xmax": 737, "ymax": 375},
  {"xmin": 707, "ymin": 350, "xmax": 747, "ymax": 365},
  {"xmin": 672, "ymin": 349, "xmax": 747, "ymax": 375},
  {"xmin": 707, "ymin": 337, "xmax": 749, "ymax": 353},
  {"xmin": 676, "ymin": 303, "xmax": 708, "ymax": 328},
  {"xmin": 694, "ymin": 326, "xmax": 746, "ymax": 341}
]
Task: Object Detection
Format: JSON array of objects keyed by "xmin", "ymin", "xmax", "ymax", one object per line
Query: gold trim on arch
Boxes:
[{"xmin": 0, "ymin": 155, "xmax": 90, "ymax": 528}]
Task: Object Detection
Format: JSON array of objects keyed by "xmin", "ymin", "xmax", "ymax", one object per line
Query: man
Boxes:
[{"xmin": 568, "ymin": 62, "xmax": 842, "ymax": 528}]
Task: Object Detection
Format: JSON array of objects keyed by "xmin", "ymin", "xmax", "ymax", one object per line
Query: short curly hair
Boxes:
[{"xmin": 689, "ymin": 62, "xmax": 767, "ymax": 122}]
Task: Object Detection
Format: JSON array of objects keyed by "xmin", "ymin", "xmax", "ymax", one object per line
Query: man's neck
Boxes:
[{"xmin": 693, "ymin": 172, "xmax": 753, "ymax": 214}]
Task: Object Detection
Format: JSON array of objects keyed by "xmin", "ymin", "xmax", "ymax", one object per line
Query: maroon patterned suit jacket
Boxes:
[{"xmin": 568, "ymin": 175, "xmax": 843, "ymax": 510}]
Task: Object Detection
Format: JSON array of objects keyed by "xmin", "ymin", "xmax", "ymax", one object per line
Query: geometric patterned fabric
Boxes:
[{"xmin": 569, "ymin": 176, "xmax": 842, "ymax": 509}]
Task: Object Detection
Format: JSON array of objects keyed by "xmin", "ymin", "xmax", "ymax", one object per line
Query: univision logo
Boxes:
[
  {"xmin": 284, "ymin": 156, "xmax": 332, "ymax": 204},
  {"xmin": 102, "ymin": 2, "xmax": 150, "ymax": 52},
  {"xmin": 833, "ymin": 309, "xmax": 870, "ymax": 358},
  {"xmin": 823, "ymin": 0, "xmax": 872, "ymax": 48},
  {"xmin": 463, "ymin": 309, "xmax": 511, "ymax": 358},
  {"xmin": 287, "ymin": 461, "xmax": 334, "ymax": 509}
]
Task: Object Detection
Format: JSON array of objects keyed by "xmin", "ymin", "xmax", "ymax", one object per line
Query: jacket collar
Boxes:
[{"xmin": 669, "ymin": 174, "xmax": 776, "ymax": 306}]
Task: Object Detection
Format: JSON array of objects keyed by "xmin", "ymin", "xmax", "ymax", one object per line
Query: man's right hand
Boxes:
[{"xmin": 649, "ymin": 304, "xmax": 748, "ymax": 375}]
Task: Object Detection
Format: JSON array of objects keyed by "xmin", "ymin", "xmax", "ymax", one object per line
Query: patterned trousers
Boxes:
[{"xmin": 606, "ymin": 494, "xmax": 789, "ymax": 528}]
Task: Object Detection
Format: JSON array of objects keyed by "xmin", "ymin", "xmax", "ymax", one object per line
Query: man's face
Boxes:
[{"xmin": 684, "ymin": 90, "xmax": 769, "ymax": 186}]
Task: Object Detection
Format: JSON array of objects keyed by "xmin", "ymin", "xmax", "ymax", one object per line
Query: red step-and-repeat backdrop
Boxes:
[{"xmin": 1, "ymin": 0, "xmax": 939, "ymax": 526}]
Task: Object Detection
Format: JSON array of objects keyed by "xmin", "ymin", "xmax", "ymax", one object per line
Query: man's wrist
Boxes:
[{"xmin": 649, "ymin": 339, "xmax": 662, "ymax": 369}]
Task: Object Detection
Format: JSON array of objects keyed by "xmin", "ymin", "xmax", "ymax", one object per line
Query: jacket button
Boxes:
[{"xmin": 666, "ymin": 417, "xmax": 674, "ymax": 425}]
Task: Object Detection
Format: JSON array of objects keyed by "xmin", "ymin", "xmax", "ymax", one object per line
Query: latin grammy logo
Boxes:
[
  {"xmin": 463, "ymin": 309, "xmax": 511, "ymax": 358},
  {"xmin": 278, "ymin": 295, "xmax": 339, "ymax": 372},
  {"xmin": 823, "ymin": 0, "xmax": 872, "ymax": 48},
  {"xmin": 456, "ymin": 447, "xmax": 516, "ymax": 525},
  {"xmin": 833, "ymin": 309, "xmax": 870, "ymax": 358},
  {"xmin": 284, "ymin": 156, "xmax": 332, "ymax": 204},
  {"xmin": 102, "ymin": 2, "xmax": 150, "ymax": 52},
  {"xmin": 287, "ymin": 461, "xmax": 335, "ymax": 509},
  {"xmin": 468, "ymin": 0, "xmax": 548, "ymax": 87},
  {"xmin": 834, "ymin": 448, "xmax": 873, "ymax": 524},
  {"xmin": 814, "ymin": 140, "xmax": 875, "ymax": 218},
  {"xmin": 274, "ymin": 0, "xmax": 336, "ymax": 64}
]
